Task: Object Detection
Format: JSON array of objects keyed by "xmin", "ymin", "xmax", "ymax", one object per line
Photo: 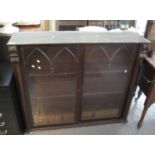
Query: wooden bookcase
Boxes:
[{"xmin": 8, "ymin": 31, "xmax": 149, "ymax": 132}]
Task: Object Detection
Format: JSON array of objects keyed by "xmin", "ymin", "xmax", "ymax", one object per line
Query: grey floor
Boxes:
[{"xmin": 29, "ymin": 89, "xmax": 155, "ymax": 135}]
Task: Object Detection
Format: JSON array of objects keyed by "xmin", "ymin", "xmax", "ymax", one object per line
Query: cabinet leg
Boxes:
[{"xmin": 137, "ymin": 105, "xmax": 149, "ymax": 129}]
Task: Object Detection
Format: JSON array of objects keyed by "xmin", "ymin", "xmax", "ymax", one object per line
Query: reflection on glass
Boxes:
[
  {"xmin": 82, "ymin": 45, "xmax": 133, "ymax": 120},
  {"xmin": 22, "ymin": 46, "xmax": 78, "ymax": 126}
]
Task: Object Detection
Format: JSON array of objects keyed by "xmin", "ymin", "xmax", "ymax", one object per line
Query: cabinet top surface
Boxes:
[{"xmin": 8, "ymin": 31, "xmax": 150, "ymax": 45}]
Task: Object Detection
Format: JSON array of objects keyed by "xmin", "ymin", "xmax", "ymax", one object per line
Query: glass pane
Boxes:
[
  {"xmin": 82, "ymin": 44, "xmax": 135, "ymax": 120},
  {"xmin": 22, "ymin": 46, "xmax": 78, "ymax": 126}
]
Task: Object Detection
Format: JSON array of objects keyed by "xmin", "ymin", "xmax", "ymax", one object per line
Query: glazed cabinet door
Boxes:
[
  {"xmin": 81, "ymin": 44, "xmax": 138, "ymax": 120},
  {"xmin": 20, "ymin": 45, "xmax": 79, "ymax": 126}
]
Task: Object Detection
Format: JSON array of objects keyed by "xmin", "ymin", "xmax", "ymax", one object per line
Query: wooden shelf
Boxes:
[
  {"xmin": 27, "ymin": 72, "xmax": 77, "ymax": 78},
  {"xmin": 85, "ymin": 70, "xmax": 127, "ymax": 75},
  {"xmin": 31, "ymin": 94, "xmax": 75, "ymax": 99},
  {"xmin": 83, "ymin": 91, "xmax": 123, "ymax": 96},
  {"xmin": 33, "ymin": 112, "xmax": 75, "ymax": 126}
]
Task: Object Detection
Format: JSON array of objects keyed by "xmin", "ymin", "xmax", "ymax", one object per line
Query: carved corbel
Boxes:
[
  {"xmin": 139, "ymin": 44, "xmax": 150, "ymax": 59},
  {"xmin": 8, "ymin": 46, "xmax": 19, "ymax": 63}
]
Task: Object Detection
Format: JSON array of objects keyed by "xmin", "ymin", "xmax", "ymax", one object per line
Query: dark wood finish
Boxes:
[
  {"xmin": 0, "ymin": 61, "xmax": 24, "ymax": 134},
  {"xmin": 30, "ymin": 118, "xmax": 125, "ymax": 132},
  {"xmin": 144, "ymin": 20, "xmax": 154, "ymax": 38},
  {"xmin": 8, "ymin": 32, "xmax": 149, "ymax": 131},
  {"xmin": 135, "ymin": 21, "xmax": 155, "ymax": 128},
  {"xmin": 123, "ymin": 44, "xmax": 142, "ymax": 121},
  {"xmin": 144, "ymin": 20, "xmax": 155, "ymax": 57},
  {"xmin": 75, "ymin": 45, "xmax": 85, "ymax": 122},
  {"xmin": 136, "ymin": 57, "xmax": 155, "ymax": 128},
  {"xmin": 81, "ymin": 44, "xmax": 138, "ymax": 121},
  {"xmin": 20, "ymin": 45, "xmax": 79, "ymax": 126},
  {"xmin": 0, "ymin": 34, "xmax": 11, "ymax": 61}
]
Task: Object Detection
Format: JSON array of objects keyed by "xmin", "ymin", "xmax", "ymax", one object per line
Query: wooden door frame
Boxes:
[{"xmin": 13, "ymin": 44, "xmax": 84, "ymax": 130}]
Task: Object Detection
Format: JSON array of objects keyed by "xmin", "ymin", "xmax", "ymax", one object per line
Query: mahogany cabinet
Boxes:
[{"xmin": 7, "ymin": 31, "xmax": 149, "ymax": 131}]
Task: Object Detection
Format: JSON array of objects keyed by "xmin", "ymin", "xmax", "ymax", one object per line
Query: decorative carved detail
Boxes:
[
  {"xmin": 8, "ymin": 46, "xmax": 19, "ymax": 63},
  {"xmin": 87, "ymin": 45, "xmax": 131, "ymax": 63},
  {"xmin": 51, "ymin": 47, "xmax": 79, "ymax": 65},
  {"xmin": 87, "ymin": 46, "xmax": 109, "ymax": 63},
  {"xmin": 139, "ymin": 44, "xmax": 149, "ymax": 58},
  {"xmin": 23, "ymin": 46, "xmax": 79, "ymax": 66},
  {"xmin": 24, "ymin": 48, "xmax": 52, "ymax": 66}
]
